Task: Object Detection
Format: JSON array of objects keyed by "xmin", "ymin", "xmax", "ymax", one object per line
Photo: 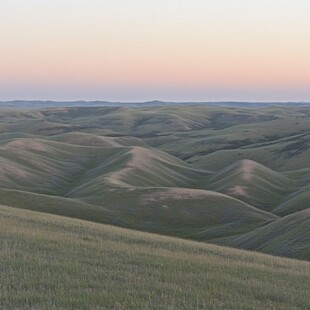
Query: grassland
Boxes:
[
  {"xmin": 0, "ymin": 105, "xmax": 309, "ymax": 261},
  {"xmin": 1, "ymin": 205, "xmax": 309, "ymax": 310},
  {"xmin": 230, "ymin": 209, "xmax": 310, "ymax": 259}
]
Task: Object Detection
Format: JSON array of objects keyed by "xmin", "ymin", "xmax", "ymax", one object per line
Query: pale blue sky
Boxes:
[{"xmin": 1, "ymin": 0, "xmax": 310, "ymax": 101}]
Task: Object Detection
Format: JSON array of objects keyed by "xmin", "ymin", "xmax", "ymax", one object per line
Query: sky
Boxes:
[{"xmin": 1, "ymin": 0, "xmax": 310, "ymax": 101}]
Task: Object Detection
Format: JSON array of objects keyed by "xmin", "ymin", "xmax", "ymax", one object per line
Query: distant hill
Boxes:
[{"xmin": 1, "ymin": 100, "xmax": 310, "ymax": 109}]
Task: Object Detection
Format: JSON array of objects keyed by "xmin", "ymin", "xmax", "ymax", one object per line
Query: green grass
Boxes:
[
  {"xmin": 0, "ymin": 187, "xmax": 276, "ymax": 242},
  {"xmin": 230, "ymin": 209, "xmax": 310, "ymax": 260},
  {"xmin": 0, "ymin": 188, "xmax": 114, "ymax": 224},
  {"xmin": 0, "ymin": 138, "xmax": 208, "ymax": 193},
  {"xmin": 206, "ymin": 159, "xmax": 300, "ymax": 211},
  {"xmin": 187, "ymin": 132, "xmax": 310, "ymax": 172},
  {"xmin": 1, "ymin": 205, "xmax": 309, "ymax": 310},
  {"xmin": 273, "ymin": 185, "xmax": 310, "ymax": 215},
  {"xmin": 0, "ymin": 106, "xmax": 310, "ymax": 260}
]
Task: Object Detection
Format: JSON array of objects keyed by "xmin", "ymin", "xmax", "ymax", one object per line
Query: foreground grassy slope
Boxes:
[{"xmin": 1, "ymin": 205, "xmax": 309, "ymax": 310}]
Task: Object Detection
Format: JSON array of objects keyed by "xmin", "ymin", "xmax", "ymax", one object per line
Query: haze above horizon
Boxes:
[{"xmin": 1, "ymin": 0, "xmax": 310, "ymax": 101}]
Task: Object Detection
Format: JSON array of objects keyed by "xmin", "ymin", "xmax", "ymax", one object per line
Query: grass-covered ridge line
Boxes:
[{"xmin": 1, "ymin": 205, "xmax": 309, "ymax": 310}]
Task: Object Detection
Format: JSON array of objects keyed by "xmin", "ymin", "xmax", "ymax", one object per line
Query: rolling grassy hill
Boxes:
[
  {"xmin": 1, "ymin": 205, "xmax": 309, "ymax": 310},
  {"xmin": 0, "ymin": 105, "xmax": 309, "ymax": 261},
  {"xmin": 207, "ymin": 159, "xmax": 300, "ymax": 211},
  {"xmin": 188, "ymin": 131, "xmax": 310, "ymax": 172},
  {"xmin": 230, "ymin": 209, "xmax": 310, "ymax": 260},
  {"xmin": 273, "ymin": 185, "xmax": 310, "ymax": 216},
  {"xmin": 0, "ymin": 186, "xmax": 276, "ymax": 243},
  {"xmin": 0, "ymin": 138, "xmax": 208, "ymax": 193}
]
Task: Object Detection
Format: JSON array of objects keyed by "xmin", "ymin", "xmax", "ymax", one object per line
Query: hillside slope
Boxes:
[
  {"xmin": 1, "ymin": 106, "xmax": 310, "ymax": 261},
  {"xmin": 0, "ymin": 187, "xmax": 276, "ymax": 242},
  {"xmin": 230, "ymin": 209, "xmax": 310, "ymax": 260},
  {"xmin": 1, "ymin": 205, "xmax": 309, "ymax": 310},
  {"xmin": 0, "ymin": 138, "xmax": 209, "ymax": 193},
  {"xmin": 67, "ymin": 146, "xmax": 209, "ymax": 195},
  {"xmin": 207, "ymin": 160, "xmax": 299, "ymax": 211},
  {"xmin": 273, "ymin": 185, "xmax": 310, "ymax": 216}
]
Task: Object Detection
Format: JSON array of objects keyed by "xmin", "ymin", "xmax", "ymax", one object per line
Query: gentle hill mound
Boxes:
[
  {"xmin": 0, "ymin": 187, "xmax": 276, "ymax": 242},
  {"xmin": 105, "ymin": 147, "xmax": 209, "ymax": 188},
  {"xmin": 67, "ymin": 146, "xmax": 209, "ymax": 196},
  {"xmin": 273, "ymin": 185, "xmax": 310, "ymax": 216},
  {"xmin": 79, "ymin": 187, "xmax": 277, "ymax": 241},
  {"xmin": 230, "ymin": 209, "xmax": 310, "ymax": 260},
  {"xmin": 0, "ymin": 138, "xmax": 209, "ymax": 194},
  {"xmin": 0, "ymin": 138, "xmax": 118, "ymax": 193},
  {"xmin": 136, "ymin": 187, "xmax": 277, "ymax": 240},
  {"xmin": 207, "ymin": 160, "xmax": 298, "ymax": 211},
  {"xmin": 1, "ymin": 205, "xmax": 309, "ymax": 309}
]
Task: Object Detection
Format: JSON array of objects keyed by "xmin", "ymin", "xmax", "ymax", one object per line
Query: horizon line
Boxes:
[{"xmin": 1, "ymin": 99, "xmax": 310, "ymax": 104}]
